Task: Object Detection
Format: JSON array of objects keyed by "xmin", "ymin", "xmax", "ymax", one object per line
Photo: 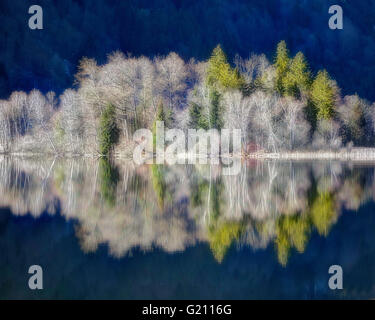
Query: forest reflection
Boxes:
[{"xmin": 0, "ymin": 157, "xmax": 373, "ymax": 266}]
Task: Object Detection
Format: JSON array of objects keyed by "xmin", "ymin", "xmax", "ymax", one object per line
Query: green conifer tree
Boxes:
[
  {"xmin": 206, "ymin": 45, "xmax": 244, "ymax": 90},
  {"xmin": 310, "ymin": 70, "xmax": 335, "ymax": 120},
  {"xmin": 98, "ymin": 103, "xmax": 119, "ymax": 155},
  {"xmin": 275, "ymin": 40, "xmax": 290, "ymax": 94},
  {"xmin": 189, "ymin": 102, "xmax": 208, "ymax": 129},
  {"xmin": 209, "ymin": 89, "xmax": 223, "ymax": 130},
  {"xmin": 283, "ymin": 52, "xmax": 311, "ymax": 98},
  {"xmin": 152, "ymin": 101, "xmax": 169, "ymax": 148}
]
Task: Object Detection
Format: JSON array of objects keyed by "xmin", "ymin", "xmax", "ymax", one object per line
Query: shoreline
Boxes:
[
  {"xmin": 245, "ymin": 148, "xmax": 375, "ymax": 161},
  {"xmin": 3, "ymin": 147, "xmax": 375, "ymax": 162}
]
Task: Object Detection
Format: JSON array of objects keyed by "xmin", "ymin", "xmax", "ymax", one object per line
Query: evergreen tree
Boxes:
[
  {"xmin": 98, "ymin": 103, "xmax": 119, "ymax": 155},
  {"xmin": 155, "ymin": 101, "xmax": 167, "ymax": 123},
  {"xmin": 152, "ymin": 101, "xmax": 170, "ymax": 148},
  {"xmin": 207, "ymin": 45, "xmax": 244, "ymax": 90},
  {"xmin": 275, "ymin": 40, "xmax": 290, "ymax": 94},
  {"xmin": 153, "ymin": 100, "xmax": 174, "ymax": 127},
  {"xmin": 283, "ymin": 52, "xmax": 311, "ymax": 98},
  {"xmin": 209, "ymin": 89, "xmax": 223, "ymax": 130},
  {"xmin": 310, "ymin": 70, "xmax": 335, "ymax": 120},
  {"xmin": 189, "ymin": 102, "xmax": 208, "ymax": 129}
]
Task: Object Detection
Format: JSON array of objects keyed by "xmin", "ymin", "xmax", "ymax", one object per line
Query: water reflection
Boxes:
[{"xmin": 0, "ymin": 156, "xmax": 373, "ymax": 267}]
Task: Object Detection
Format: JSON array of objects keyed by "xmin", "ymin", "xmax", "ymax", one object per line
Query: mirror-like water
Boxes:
[{"xmin": 1, "ymin": 157, "xmax": 375, "ymax": 299}]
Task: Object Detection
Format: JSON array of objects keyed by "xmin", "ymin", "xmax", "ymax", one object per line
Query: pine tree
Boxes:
[
  {"xmin": 98, "ymin": 103, "xmax": 119, "ymax": 155},
  {"xmin": 156, "ymin": 101, "xmax": 167, "ymax": 123},
  {"xmin": 310, "ymin": 70, "xmax": 335, "ymax": 120},
  {"xmin": 152, "ymin": 101, "xmax": 168, "ymax": 148},
  {"xmin": 275, "ymin": 40, "xmax": 290, "ymax": 94},
  {"xmin": 206, "ymin": 45, "xmax": 244, "ymax": 90},
  {"xmin": 189, "ymin": 102, "xmax": 208, "ymax": 129},
  {"xmin": 209, "ymin": 89, "xmax": 223, "ymax": 130},
  {"xmin": 283, "ymin": 52, "xmax": 311, "ymax": 98}
]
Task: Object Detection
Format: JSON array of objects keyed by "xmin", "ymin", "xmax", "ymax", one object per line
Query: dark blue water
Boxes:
[
  {"xmin": 1, "ymin": 202, "xmax": 375, "ymax": 299},
  {"xmin": 1, "ymin": 159, "xmax": 375, "ymax": 299}
]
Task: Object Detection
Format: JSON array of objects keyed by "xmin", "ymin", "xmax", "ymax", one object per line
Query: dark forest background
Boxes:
[{"xmin": 0, "ymin": 0, "xmax": 374, "ymax": 101}]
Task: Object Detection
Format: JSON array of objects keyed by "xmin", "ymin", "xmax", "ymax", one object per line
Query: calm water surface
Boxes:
[{"xmin": 0, "ymin": 157, "xmax": 375, "ymax": 299}]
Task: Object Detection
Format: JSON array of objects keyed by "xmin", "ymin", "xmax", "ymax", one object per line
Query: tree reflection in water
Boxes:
[{"xmin": 0, "ymin": 156, "xmax": 372, "ymax": 266}]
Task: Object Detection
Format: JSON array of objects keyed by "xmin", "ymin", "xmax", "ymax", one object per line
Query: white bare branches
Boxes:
[
  {"xmin": 246, "ymin": 91, "xmax": 309, "ymax": 152},
  {"xmin": 223, "ymin": 90, "xmax": 253, "ymax": 144},
  {"xmin": 234, "ymin": 53, "xmax": 270, "ymax": 83},
  {"xmin": 155, "ymin": 52, "xmax": 188, "ymax": 110}
]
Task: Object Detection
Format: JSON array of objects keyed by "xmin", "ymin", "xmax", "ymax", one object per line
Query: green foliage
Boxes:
[
  {"xmin": 155, "ymin": 101, "xmax": 169, "ymax": 123},
  {"xmin": 209, "ymin": 178, "xmax": 225, "ymax": 221},
  {"xmin": 99, "ymin": 158, "xmax": 119, "ymax": 207},
  {"xmin": 275, "ymin": 214, "xmax": 311, "ymax": 266},
  {"xmin": 189, "ymin": 102, "xmax": 209, "ymax": 130},
  {"xmin": 310, "ymin": 191, "xmax": 336, "ymax": 236},
  {"xmin": 206, "ymin": 45, "xmax": 244, "ymax": 90},
  {"xmin": 152, "ymin": 101, "xmax": 173, "ymax": 149},
  {"xmin": 151, "ymin": 164, "xmax": 168, "ymax": 209},
  {"xmin": 310, "ymin": 70, "xmax": 336, "ymax": 120},
  {"xmin": 54, "ymin": 119, "xmax": 65, "ymax": 142},
  {"xmin": 275, "ymin": 40, "xmax": 290, "ymax": 94},
  {"xmin": 274, "ymin": 41, "xmax": 311, "ymax": 98},
  {"xmin": 206, "ymin": 178, "xmax": 242, "ymax": 263},
  {"xmin": 209, "ymin": 89, "xmax": 224, "ymax": 130},
  {"xmin": 190, "ymin": 179, "xmax": 209, "ymax": 207},
  {"xmin": 305, "ymin": 100, "xmax": 318, "ymax": 133},
  {"xmin": 98, "ymin": 103, "xmax": 119, "ymax": 155},
  {"xmin": 208, "ymin": 221, "xmax": 244, "ymax": 263},
  {"xmin": 282, "ymin": 52, "xmax": 311, "ymax": 98},
  {"xmin": 274, "ymin": 184, "xmax": 339, "ymax": 266}
]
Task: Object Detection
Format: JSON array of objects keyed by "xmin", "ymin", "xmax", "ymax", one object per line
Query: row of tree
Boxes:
[{"xmin": 0, "ymin": 41, "xmax": 374, "ymax": 155}]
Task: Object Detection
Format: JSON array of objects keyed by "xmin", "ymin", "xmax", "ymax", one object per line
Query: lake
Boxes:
[{"xmin": 0, "ymin": 157, "xmax": 375, "ymax": 299}]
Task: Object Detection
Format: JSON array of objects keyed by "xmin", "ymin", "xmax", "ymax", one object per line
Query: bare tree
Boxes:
[
  {"xmin": 278, "ymin": 97, "xmax": 310, "ymax": 150},
  {"xmin": 313, "ymin": 119, "xmax": 342, "ymax": 150},
  {"xmin": 154, "ymin": 52, "xmax": 188, "ymax": 110},
  {"xmin": 223, "ymin": 90, "xmax": 253, "ymax": 145},
  {"xmin": 27, "ymin": 89, "xmax": 56, "ymax": 153},
  {"xmin": 234, "ymin": 53, "xmax": 270, "ymax": 84},
  {"xmin": 57, "ymin": 89, "xmax": 86, "ymax": 154},
  {"xmin": 248, "ymin": 91, "xmax": 282, "ymax": 152}
]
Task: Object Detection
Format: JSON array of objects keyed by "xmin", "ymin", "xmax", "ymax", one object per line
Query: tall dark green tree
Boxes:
[
  {"xmin": 152, "ymin": 101, "xmax": 174, "ymax": 148},
  {"xmin": 98, "ymin": 103, "xmax": 119, "ymax": 155},
  {"xmin": 189, "ymin": 102, "xmax": 208, "ymax": 129},
  {"xmin": 209, "ymin": 89, "xmax": 223, "ymax": 130}
]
